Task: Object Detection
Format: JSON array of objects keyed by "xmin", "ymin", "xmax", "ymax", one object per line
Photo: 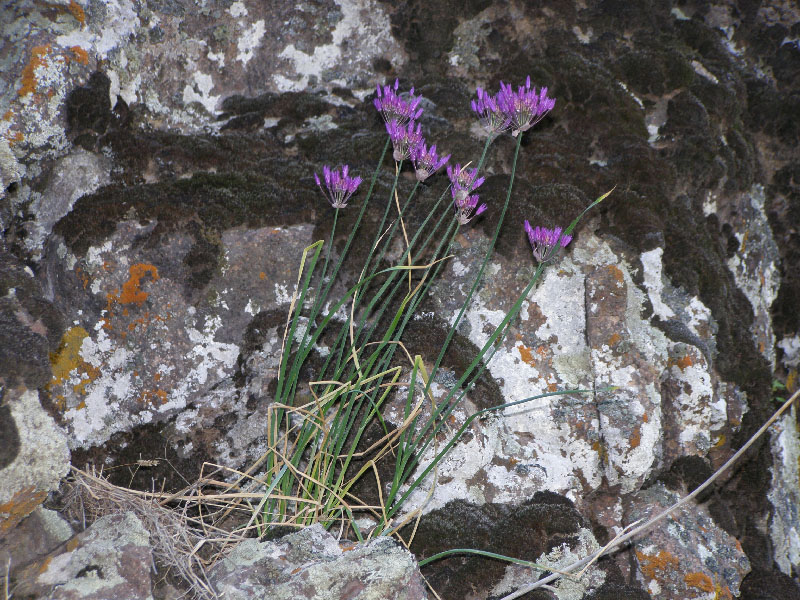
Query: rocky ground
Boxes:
[{"xmin": 1, "ymin": 1, "xmax": 799, "ymax": 599}]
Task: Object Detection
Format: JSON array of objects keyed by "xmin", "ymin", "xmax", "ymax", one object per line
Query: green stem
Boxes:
[{"xmin": 426, "ymin": 133, "xmax": 524, "ymax": 398}]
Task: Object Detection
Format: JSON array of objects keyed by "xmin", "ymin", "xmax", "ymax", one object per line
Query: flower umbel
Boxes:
[
  {"xmin": 447, "ymin": 163, "xmax": 485, "ymax": 203},
  {"xmin": 454, "ymin": 194, "xmax": 487, "ymax": 225},
  {"xmin": 315, "ymin": 165, "xmax": 363, "ymax": 209},
  {"xmin": 411, "ymin": 142, "xmax": 450, "ymax": 182},
  {"xmin": 497, "ymin": 76, "xmax": 555, "ymax": 137},
  {"xmin": 374, "ymin": 79, "xmax": 423, "ymax": 124},
  {"xmin": 471, "ymin": 87, "xmax": 511, "ymax": 137},
  {"xmin": 386, "ymin": 119, "xmax": 424, "ymax": 162},
  {"xmin": 524, "ymin": 221, "xmax": 572, "ymax": 262}
]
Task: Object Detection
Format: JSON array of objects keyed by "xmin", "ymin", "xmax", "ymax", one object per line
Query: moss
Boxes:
[
  {"xmin": 408, "ymin": 493, "xmax": 586, "ymax": 599},
  {"xmin": 615, "ymin": 46, "xmax": 695, "ymax": 95}
]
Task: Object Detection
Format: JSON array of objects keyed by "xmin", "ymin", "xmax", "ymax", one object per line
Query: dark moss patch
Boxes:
[
  {"xmin": 0, "ymin": 250, "xmax": 64, "ymax": 388},
  {"xmin": 768, "ymin": 164, "xmax": 800, "ymax": 344},
  {"xmin": 408, "ymin": 493, "xmax": 586, "ymax": 600},
  {"xmin": 402, "ymin": 314, "xmax": 504, "ymax": 412},
  {"xmin": 615, "ymin": 46, "xmax": 695, "ymax": 96},
  {"xmin": 0, "ymin": 401, "xmax": 20, "ymax": 470},
  {"xmin": 53, "ymin": 170, "xmax": 317, "ymax": 296},
  {"xmin": 70, "ymin": 419, "xmax": 212, "ymax": 493},
  {"xmin": 740, "ymin": 568, "xmax": 800, "ymax": 600},
  {"xmin": 585, "ymin": 582, "xmax": 651, "ymax": 600}
]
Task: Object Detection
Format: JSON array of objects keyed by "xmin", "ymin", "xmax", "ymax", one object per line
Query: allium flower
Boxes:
[
  {"xmin": 410, "ymin": 142, "xmax": 450, "ymax": 182},
  {"xmin": 471, "ymin": 87, "xmax": 511, "ymax": 137},
  {"xmin": 453, "ymin": 194, "xmax": 487, "ymax": 225},
  {"xmin": 447, "ymin": 163, "xmax": 485, "ymax": 203},
  {"xmin": 314, "ymin": 165, "xmax": 362, "ymax": 209},
  {"xmin": 374, "ymin": 79, "xmax": 423, "ymax": 124},
  {"xmin": 524, "ymin": 220, "xmax": 572, "ymax": 262},
  {"xmin": 386, "ymin": 119, "xmax": 424, "ymax": 162},
  {"xmin": 497, "ymin": 76, "xmax": 556, "ymax": 137}
]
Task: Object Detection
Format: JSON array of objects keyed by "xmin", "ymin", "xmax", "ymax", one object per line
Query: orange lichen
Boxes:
[
  {"xmin": 607, "ymin": 332, "xmax": 621, "ymax": 346},
  {"xmin": 75, "ymin": 265, "xmax": 90, "ymax": 289},
  {"xmin": 630, "ymin": 425, "xmax": 642, "ymax": 449},
  {"xmin": 69, "ymin": 45, "xmax": 89, "ymax": 64},
  {"xmin": 67, "ymin": 0, "xmax": 86, "ymax": 25},
  {"xmin": 139, "ymin": 389, "xmax": 168, "ymax": 405},
  {"xmin": 7, "ymin": 130, "xmax": 23, "ymax": 145},
  {"xmin": 18, "ymin": 45, "xmax": 52, "ymax": 97},
  {"xmin": 0, "ymin": 486, "xmax": 48, "ymax": 535},
  {"xmin": 635, "ymin": 549, "xmax": 679, "ymax": 581},
  {"xmin": 117, "ymin": 263, "xmax": 160, "ymax": 306},
  {"xmin": 643, "ymin": 413, "xmax": 649, "ymax": 423},
  {"xmin": 607, "ymin": 264, "xmax": 624, "ymax": 284},
  {"xmin": 669, "ymin": 353, "xmax": 694, "ymax": 371},
  {"xmin": 685, "ymin": 572, "xmax": 714, "ymax": 592},
  {"xmin": 518, "ymin": 344, "xmax": 535, "ymax": 366},
  {"xmin": 259, "ymin": 271, "xmax": 266, "ymax": 280},
  {"xmin": 592, "ymin": 440, "xmax": 608, "ymax": 462},
  {"xmin": 684, "ymin": 573, "xmax": 732, "ymax": 600}
]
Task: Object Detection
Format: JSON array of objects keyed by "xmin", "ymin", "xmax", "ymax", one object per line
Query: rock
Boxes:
[
  {"xmin": 625, "ymin": 483, "xmax": 750, "ymax": 600},
  {"xmin": 2, "ymin": 0, "xmax": 799, "ymax": 595},
  {"xmin": 0, "ymin": 506, "xmax": 73, "ymax": 574},
  {"xmin": 409, "ymin": 494, "xmax": 611, "ymax": 600},
  {"xmin": 0, "ymin": 386, "xmax": 70, "ymax": 533},
  {"xmin": 209, "ymin": 523, "xmax": 426, "ymax": 600},
  {"xmin": 0, "ymin": 248, "xmax": 64, "ymax": 389},
  {"xmin": 768, "ymin": 405, "xmax": 800, "ymax": 575},
  {"xmin": 13, "ymin": 511, "xmax": 154, "ymax": 600}
]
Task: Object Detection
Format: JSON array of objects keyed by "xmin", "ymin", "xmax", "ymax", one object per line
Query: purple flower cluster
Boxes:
[
  {"xmin": 386, "ymin": 120, "xmax": 424, "ymax": 162},
  {"xmin": 374, "ymin": 79, "xmax": 423, "ymax": 124},
  {"xmin": 524, "ymin": 221, "xmax": 572, "ymax": 262},
  {"xmin": 314, "ymin": 165, "xmax": 363, "ymax": 209},
  {"xmin": 411, "ymin": 142, "xmax": 451, "ymax": 183},
  {"xmin": 471, "ymin": 87, "xmax": 512, "ymax": 137},
  {"xmin": 448, "ymin": 164, "xmax": 486, "ymax": 224},
  {"xmin": 472, "ymin": 76, "xmax": 555, "ymax": 138},
  {"xmin": 378, "ymin": 80, "xmax": 451, "ymax": 182}
]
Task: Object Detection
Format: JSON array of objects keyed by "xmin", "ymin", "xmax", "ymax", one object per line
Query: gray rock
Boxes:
[
  {"xmin": 0, "ymin": 387, "xmax": 70, "ymax": 523},
  {"xmin": 625, "ymin": 483, "xmax": 750, "ymax": 599},
  {"xmin": 210, "ymin": 524, "xmax": 427, "ymax": 600},
  {"xmin": 17, "ymin": 511, "xmax": 154, "ymax": 600}
]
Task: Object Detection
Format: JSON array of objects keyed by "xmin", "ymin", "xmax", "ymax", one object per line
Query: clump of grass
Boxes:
[{"xmin": 214, "ymin": 76, "xmax": 610, "ymax": 546}]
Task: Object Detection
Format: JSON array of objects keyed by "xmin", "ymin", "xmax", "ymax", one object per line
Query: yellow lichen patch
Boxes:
[
  {"xmin": 48, "ymin": 326, "xmax": 100, "ymax": 403},
  {"xmin": 49, "ymin": 326, "xmax": 88, "ymax": 383},
  {"xmin": 0, "ymin": 486, "xmax": 47, "ymax": 535},
  {"xmin": 787, "ymin": 369, "xmax": 798, "ymax": 393},
  {"xmin": 18, "ymin": 45, "xmax": 52, "ymax": 97},
  {"xmin": 635, "ymin": 549, "xmax": 679, "ymax": 581},
  {"xmin": 712, "ymin": 433, "xmax": 726, "ymax": 448}
]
